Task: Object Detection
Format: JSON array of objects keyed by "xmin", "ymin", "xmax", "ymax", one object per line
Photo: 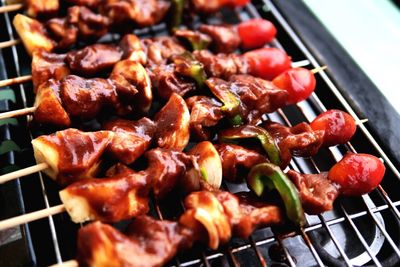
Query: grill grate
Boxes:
[{"xmin": 0, "ymin": 0, "xmax": 399, "ymax": 266}]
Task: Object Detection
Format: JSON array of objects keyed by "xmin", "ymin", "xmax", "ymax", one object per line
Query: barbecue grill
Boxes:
[{"xmin": 1, "ymin": 0, "xmax": 399, "ymax": 266}]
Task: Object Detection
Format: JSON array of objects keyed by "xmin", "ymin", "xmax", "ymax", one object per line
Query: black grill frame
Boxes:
[{"xmin": 0, "ymin": 0, "xmax": 399, "ymax": 266}]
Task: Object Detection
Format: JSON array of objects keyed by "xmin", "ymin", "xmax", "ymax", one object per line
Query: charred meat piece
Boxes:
[
  {"xmin": 287, "ymin": 170, "xmax": 340, "ymax": 215},
  {"xmin": 13, "ymin": 14, "xmax": 55, "ymax": 55},
  {"xmin": 234, "ymin": 192, "xmax": 284, "ymax": 238},
  {"xmin": 46, "ymin": 17, "xmax": 78, "ymax": 50},
  {"xmin": 26, "ymin": 0, "xmax": 59, "ymax": 19},
  {"xmin": 77, "ymin": 217, "xmax": 193, "ymax": 267},
  {"xmin": 174, "ymin": 29, "xmax": 212, "ymax": 51},
  {"xmin": 263, "ymin": 121, "xmax": 325, "ymax": 168},
  {"xmin": 145, "ymin": 148, "xmax": 197, "ymax": 198},
  {"xmin": 101, "ymin": 0, "xmax": 170, "ymax": 28},
  {"xmin": 198, "ymin": 24, "xmax": 240, "ymax": 53},
  {"xmin": 104, "ymin": 118, "xmax": 156, "ymax": 165},
  {"xmin": 186, "ymin": 96, "xmax": 224, "ymax": 140},
  {"xmin": 66, "ymin": 44, "xmax": 123, "ymax": 76},
  {"xmin": 31, "ymin": 51, "xmax": 70, "ymax": 91},
  {"xmin": 180, "ymin": 190, "xmax": 283, "ymax": 249},
  {"xmin": 69, "ymin": 6, "xmax": 110, "ymax": 41},
  {"xmin": 32, "ymin": 129, "xmax": 114, "ymax": 185},
  {"xmin": 148, "ymin": 64, "xmax": 197, "ymax": 100},
  {"xmin": 193, "ymin": 50, "xmax": 249, "ymax": 79},
  {"xmin": 229, "ymin": 74, "xmax": 288, "ymax": 123},
  {"xmin": 119, "ymin": 34, "xmax": 147, "ymax": 64},
  {"xmin": 110, "ymin": 60, "xmax": 152, "ymax": 113},
  {"xmin": 33, "ymin": 80, "xmax": 71, "ymax": 127},
  {"xmin": 66, "ymin": 0, "xmax": 102, "ymax": 8},
  {"xmin": 143, "ymin": 36, "xmax": 186, "ymax": 65},
  {"xmin": 60, "ymin": 168, "xmax": 151, "ymax": 223},
  {"xmin": 59, "ymin": 75, "xmax": 121, "ymax": 119},
  {"xmin": 206, "ymin": 75, "xmax": 287, "ymax": 124},
  {"xmin": 191, "ymin": 0, "xmax": 222, "ymax": 13},
  {"xmin": 154, "ymin": 93, "xmax": 190, "ymax": 151},
  {"xmin": 216, "ymin": 144, "xmax": 268, "ymax": 183}
]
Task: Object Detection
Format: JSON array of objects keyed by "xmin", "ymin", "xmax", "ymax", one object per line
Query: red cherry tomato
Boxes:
[
  {"xmin": 310, "ymin": 110, "xmax": 356, "ymax": 147},
  {"xmin": 244, "ymin": 47, "xmax": 291, "ymax": 80},
  {"xmin": 328, "ymin": 153, "xmax": 385, "ymax": 196},
  {"xmin": 237, "ymin": 19, "xmax": 277, "ymax": 50},
  {"xmin": 272, "ymin": 68, "xmax": 315, "ymax": 105}
]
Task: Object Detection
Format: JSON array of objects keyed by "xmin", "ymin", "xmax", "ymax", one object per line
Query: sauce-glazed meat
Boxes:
[
  {"xmin": 186, "ymin": 96, "xmax": 224, "ymax": 140},
  {"xmin": 143, "ymin": 37, "xmax": 186, "ymax": 65},
  {"xmin": 31, "ymin": 51, "xmax": 70, "ymax": 91},
  {"xmin": 198, "ymin": 24, "xmax": 240, "ymax": 53},
  {"xmin": 206, "ymin": 75, "xmax": 288, "ymax": 124},
  {"xmin": 148, "ymin": 64, "xmax": 197, "ymax": 100},
  {"xmin": 193, "ymin": 50, "xmax": 249, "ymax": 79},
  {"xmin": 60, "ymin": 75, "xmax": 120, "ymax": 119},
  {"xmin": 77, "ymin": 217, "xmax": 193, "ymax": 267},
  {"xmin": 101, "ymin": 0, "xmax": 171, "ymax": 28},
  {"xmin": 32, "ymin": 129, "xmax": 114, "ymax": 185},
  {"xmin": 77, "ymin": 190, "xmax": 282, "ymax": 266},
  {"xmin": 154, "ymin": 93, "xmax": 190, "ymax": 151},
  {"xmin": 263, "ymin": 121, "xmax": 325, "ymax": 168},
  {"xmin": 66, "ymin": 44, "xmax": 123, "ymax": 76},
  {"xmin": 145, "ymin": 148, "xmax": 197, "ymax": 198},
  {"xmin": 60, "ymin": 168, "xmax": 151, "ymax": 222},
  {"xmin": 216, "ymin": 144, "xmax": 268, "ymax": 183},
  {"xmin": 104, "ymin": 118, "xmax": 156, "ymax": 165},
  {"xmin": 287, "ymin": 170, "xmax": 340, "ymax": 214}
]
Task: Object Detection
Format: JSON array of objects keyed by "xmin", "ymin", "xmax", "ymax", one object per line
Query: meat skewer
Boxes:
[
  {"xmin": 0, "ymin": 109, "xmax": 360, "ymax": 188},
  {"xmin": 0, "ymin": 139, "xmax": 224, "ymax": 228},
  {"xmin": 0, "ymin": 57, "xmax": 319, "ymax": 126},
  {"xmin": 0, "ymin": 139, "xmax": 385, "ymax": 234},
  {"xmin": 5, "ymin": 0, "xmax": 258, "ymax": 56},
  {"xmin": 0, "ymin": 16, "xmax": 283, "ymax": 88}
]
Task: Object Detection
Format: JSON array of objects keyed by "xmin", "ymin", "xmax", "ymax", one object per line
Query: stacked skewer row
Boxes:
[{"xmin": 0, "ymin": 1, "xmax": 392, "ymax": 267}]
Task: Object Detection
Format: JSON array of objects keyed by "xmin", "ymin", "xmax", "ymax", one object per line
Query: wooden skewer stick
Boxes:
[
  {"xmin": 0, "ymin": 3, "xmax": 24, "ymax": 13},
  {"xmin": 311, "ymin": 66, "xmax": 327, "ymax": 74},
  {"xmin": 49, "ymin": 260, "xmax": 79, "ymax": 267},
  {"xmin": 0, "ymin": 106, "xmax": 36, "ymax": 120},
  {"xmin": 0, "ymin": 204, "xmax": 65, "ymax": 231},
  {"xmin": 355, "ymin": 118, "xmax": 368, "ymax": 125},
  {"xmin": 0, "ymin": 162, "xmax": 48, "ymax": 184},
  {"xmin": 0, "ymin": 38, "xmax": 21, "ymax": 49},
  {"xmin": 0, "ymin": 74, "xmax": 32, "ymax": 87}
]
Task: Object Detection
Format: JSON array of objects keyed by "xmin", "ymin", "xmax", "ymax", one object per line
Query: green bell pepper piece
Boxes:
[{"xmin": 247, "ymin": 163, "xmax": 305, "ymax": 226}]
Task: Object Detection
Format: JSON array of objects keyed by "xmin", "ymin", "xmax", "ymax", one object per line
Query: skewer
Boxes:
[
  {"xmin": 0, "ymin": 162, "xmax": 48, "ymax": 184},
  {"xmin": 49, "ymin": 260, "xmax": 79, "ymax": 267},
  {"xmin": 0, "ymin": 74, "xmax": 32, "ymax": 87},
  {"xmin": 0, "ymin": 39, "xmax": 20, "ymax": 49},
  {"xmin": 311, "ymin": 66, "xmax": 327, "ymax": 74},
  {"xmin": 0, "ymin": 106, "xmax": 36, "ymax": 120},
  {"xmin": 0, "ymin": 3, "xmax": 24, "ymax": 13},
  {"xmin": 0, "ymin": 59, "xmax": 311, "ymax": 88},
  {"xmin": 0, "ymin": 203, "xmax": 65, "ymax": 231}
]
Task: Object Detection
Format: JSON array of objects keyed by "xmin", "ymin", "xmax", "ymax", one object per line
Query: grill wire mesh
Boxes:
[{"xmin": 0, "ymin": 0, "xmax": 400, "ymax": 266}]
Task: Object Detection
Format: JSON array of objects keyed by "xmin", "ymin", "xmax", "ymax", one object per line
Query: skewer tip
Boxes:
[{"xmin": 311, "ymin": 66, "xmax": 327, "ymax": 74}]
